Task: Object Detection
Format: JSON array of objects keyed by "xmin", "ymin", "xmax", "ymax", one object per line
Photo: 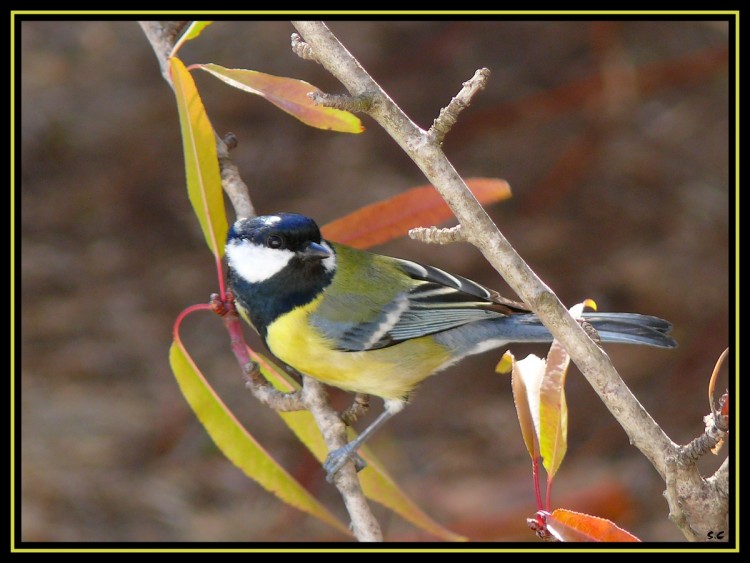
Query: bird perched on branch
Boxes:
[{"xmin": 225, "ymin": 213, "xmax": 676, "ymax": 479}]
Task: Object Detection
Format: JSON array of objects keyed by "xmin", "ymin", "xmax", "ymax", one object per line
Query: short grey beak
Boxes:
[{"xmin": 301, "ymin": 241, "xmax": 331, "ymax": 260}]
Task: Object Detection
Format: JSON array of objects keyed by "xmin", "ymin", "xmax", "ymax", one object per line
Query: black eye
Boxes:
[{"xmin": 266, "ymin": 235, "xmax": 284, "ymax": 249}]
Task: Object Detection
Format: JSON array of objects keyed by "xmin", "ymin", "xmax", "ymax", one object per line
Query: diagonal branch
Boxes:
[
  {"xmin": 291, "ymin": 20, "xmax": 677, "ymax": 478},
  {"xmin": 291, "ymin": 20, "xmax": 728, "ymax": 542}
]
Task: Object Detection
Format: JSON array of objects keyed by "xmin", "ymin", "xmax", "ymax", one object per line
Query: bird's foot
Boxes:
[{"xmin": 323, "ymin": 444, "xmax": 367, "ymax": 482}]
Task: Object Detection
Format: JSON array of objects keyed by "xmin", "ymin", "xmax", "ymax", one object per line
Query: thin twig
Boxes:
[
  {"xmin": 241, "ymin": 361, "xmax": 305, "ymax": 412},
  {"xmin": 291, "ymin": 32, "xmax": 318, "ymax": 62},
  {"xmin": 429, "ymin": 68, "xmax": 490, "ymax": 143},
  {"xmin": 301, "ymin": 377, "xmax": 383, "ymax": 542},
  {"xmin": 409, "ymin": 224, "xmax": 466, "ymax": 245},
  {"xmin": 216, "ymin": 136, "xmax": 255, "ymax": 219},
  {"xmin": 341, "ymin": 393, "xmax": 370, "ymax": 426}
]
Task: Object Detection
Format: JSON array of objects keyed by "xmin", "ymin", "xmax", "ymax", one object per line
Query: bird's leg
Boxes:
[{"xmin": 324, "ymin": 399, "xmax": 405, "ymax": 482}]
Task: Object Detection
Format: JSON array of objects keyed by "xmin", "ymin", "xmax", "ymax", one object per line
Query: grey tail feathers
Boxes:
[
  {"xmin": 580, "ymin": 312, "xmax": 676, "ymax": 348},
  {"xmin": 510, "ymin": 312, "xmax": 677, "ymax": 349}
]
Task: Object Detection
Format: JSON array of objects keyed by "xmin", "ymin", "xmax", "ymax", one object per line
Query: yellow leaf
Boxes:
[
  {"xmin": 495, "ymin": 351, "xmax": 514, "ymax": 374},
  {"xmin": 199, "ymin": 64, "xmax": 363, "ymax": 133},
  {"xmin": 537, "ymin": 301, "xmax": 587, "ymax": 478},
  {"xmin": 358, "ymin": 457, "xmax": 467, "ymax": 542},
  {"xmin": 538, "ymin": 340, "xmax": 569, "ymax": 478},
  {"xmin": 170, "ymin": 57, "xmax": 228, "ymax": 258},
  {"xmin": 168, "ymin": 340, "xmax": 349, "ymax": 535}
]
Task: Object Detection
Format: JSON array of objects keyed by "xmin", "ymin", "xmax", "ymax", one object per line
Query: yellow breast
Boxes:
[{"xmin": 265, "ymin": 297, "xmax": 453, "ymax": 400}]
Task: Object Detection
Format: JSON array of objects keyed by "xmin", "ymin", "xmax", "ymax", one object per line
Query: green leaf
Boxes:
[
  {"xmin": 250, "ymin": 350, "xmax": 466, "ymax": 542},
  {"xmin": 168, "ymin": 340, "xmax": 350, "ymax": 536},
  {"xmin": 171, "ymin": 21, "xmax": 214, "ymax": 57},
  {"xmin": 170, "ymin": 57, "xmax": 228, "ymax": 258},
  {"xmin": 183, "ymin": 21, "xmax": 213, "ymax": 41},
  {"xmin": 198, "ymin": 63, "xmax": 364, "ymax": 133}
]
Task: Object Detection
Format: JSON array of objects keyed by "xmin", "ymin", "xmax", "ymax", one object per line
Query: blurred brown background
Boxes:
[{"xmin": 19, "ymin": 19, "xmax": 731, "ymax": 543}]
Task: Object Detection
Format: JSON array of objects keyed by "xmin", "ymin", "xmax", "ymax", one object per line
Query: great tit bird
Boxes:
[{"xmin": 226, "ymin": 213, "xmax": 676, "ymax": 479}]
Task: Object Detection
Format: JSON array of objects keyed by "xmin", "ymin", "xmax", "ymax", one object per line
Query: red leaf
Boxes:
[{"xmin": 321, "ymin": 178, "xmax": 511, "ymax": 249}]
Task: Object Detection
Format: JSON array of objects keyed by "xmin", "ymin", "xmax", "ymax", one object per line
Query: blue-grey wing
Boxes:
[{"xmin": 311, "ymin": 257, "xmax": 529, "ymax": 352}]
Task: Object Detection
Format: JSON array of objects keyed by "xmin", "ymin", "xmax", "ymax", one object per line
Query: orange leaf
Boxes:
[
  {"xmin": 321, "ymin": 178, "xmax": 511, "ymax": 249},
  {"xmin": 546, "ymin": 509, "xmax": 640, "ymax": 542},
  {"xmin": 198, "ymin": 64, "xmax": 363, "ymax": 133}
]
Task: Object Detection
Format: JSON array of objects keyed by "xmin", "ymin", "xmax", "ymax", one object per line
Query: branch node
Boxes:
[
  {"xmin": 243, "ymin": 365, "xmax": 305, "ymax": 412},
  {"xmin": 409, "ymin": 224, "xmax": 466, "ymax": 245},
  {"xmin": 341, "ymin": 393, "xmax": 370, "ymax": 426},
  {"xmin": 429, "ymin": 67, "xmax": 490, "ymax": 143},
  {"xmin": 291, "ymin": 32, "xmax": 318, "ymax": 62},
  {"xmin": 676, "ymin": 405, "xmax": 729, "ymax": 465},
  {"xmin": 222, "ymin": 132, "xmax": 238, "ymax": 151}
]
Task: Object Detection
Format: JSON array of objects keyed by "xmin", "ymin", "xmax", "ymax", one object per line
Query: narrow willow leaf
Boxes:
[
  {"xmin": 537, "ymin": 302, "xmax": 584, "ymax": 478},
  {"xmin": 322, "ymin": 178, "xmax": 512, "ymax": 249},
  {"xmin": 546, "ymin": 509, "xmax": 640, "ymax": 542},
  {"xmin": 171, "ymin": 21, "xmax": 214, "ymax": 57},
  {"xmin": 170, "ymin": 57, "xmax": 228, "ymax": 258},
  {"xmin": 538, "ymin": 341, "xmax": 569, "ymax": 478},
  {"xmin": 183, "ymin": 21, "xmax": 213, "ymax": 41},
  {"xmin": 250, "ymin": 351, "xmax": 329, "ymax": 459},
  {"xmin": 199, "ymin": 63, "xmax": 363, "ymax": 133},
  {"xmin": 251, "ymin": 350, "xmax": 466, "ymax": 541},
  {"xmin": 168, "ymin": 340, "xmax": 350, "ymax": 535},
  {"xmin": 358, "ymin": 459, "xmax": 467, "ymax": 542}
]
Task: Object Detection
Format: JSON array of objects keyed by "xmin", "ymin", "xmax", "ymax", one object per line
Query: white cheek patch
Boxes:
[
  {"xmin": 321, "ymin": 241, "xmax": 337, "ymax": 273},
  {"xmin": 226, "ymin": 241, "xmax": 294, "ymax": 283}
]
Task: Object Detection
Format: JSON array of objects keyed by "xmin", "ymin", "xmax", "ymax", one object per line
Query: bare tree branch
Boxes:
[
  {"xmin": 292, "ymin": 19, "xmax": 675, "ymax": 475},
  {"xmin": 291, "ymin": 20, "xmax": 728, "ymax": 542},
  {"xmin": 142, "ymin": 19, "xmax": 728, "ymax": 543}
]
